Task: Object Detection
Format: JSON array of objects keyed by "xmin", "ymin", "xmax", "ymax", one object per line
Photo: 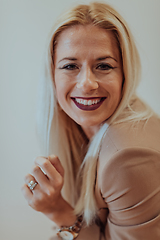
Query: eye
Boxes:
[
  {"xmin": 96, "ymin": 63, "xmax": 114, "ymax": 71},
  {"xmin": 61, "ymin": 64, "xmax": 78, "ymax": 70}
]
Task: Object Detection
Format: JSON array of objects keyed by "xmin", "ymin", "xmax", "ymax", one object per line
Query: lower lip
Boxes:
[{"xmin": 72, "ymin": 98, "xmax": 106, "ymax": 111}]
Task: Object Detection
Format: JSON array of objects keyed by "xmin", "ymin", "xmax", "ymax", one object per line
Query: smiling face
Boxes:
[{"xmin": 54, "ymin": 24, "xmax": 123, "ymax": 138}]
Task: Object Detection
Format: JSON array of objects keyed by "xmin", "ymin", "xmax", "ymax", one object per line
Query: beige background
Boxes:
[{"xmin": 0, "ymin": 0, "xmax": 160, "ymax": 239}]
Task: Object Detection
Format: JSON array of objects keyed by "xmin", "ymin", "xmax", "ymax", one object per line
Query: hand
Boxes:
[{"xmin": 21, "ymin": 155, "xmax": 64, "ymax": 216}]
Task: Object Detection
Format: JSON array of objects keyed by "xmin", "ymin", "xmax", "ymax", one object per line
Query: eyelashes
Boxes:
[
  {"xmin": 96, "ymin": 63, "xmax": 115, "ymax": 70},
  {"xmin": 60, "ymin": 64, "xmax": 78, "ymax": 70},
  {"xmin": 59, "ymin": 63, "xmax": 115, "ymax": 71}
]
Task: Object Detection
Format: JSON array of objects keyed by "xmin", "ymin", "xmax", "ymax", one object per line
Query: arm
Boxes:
[
  {"xmin": 99, "ymin": 148, "xmax": 160, "ymax": 239},
  {"xmin": 22, "ymin": 155, "xmax": 101, "ymax": 240}
]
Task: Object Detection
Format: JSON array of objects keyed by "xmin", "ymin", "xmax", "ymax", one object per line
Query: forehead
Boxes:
[{"xmin": 54, "ymin": 24, "xmax": 120, "ymax": 60}]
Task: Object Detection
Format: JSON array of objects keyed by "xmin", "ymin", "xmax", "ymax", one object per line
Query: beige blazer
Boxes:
[
  {"xmin": 52, "ymin": 100, "xmax": 160, "ymax": 240},
  {"xmin": 95, "ymin": 104, "xmax": 160, "ymax": 239}
]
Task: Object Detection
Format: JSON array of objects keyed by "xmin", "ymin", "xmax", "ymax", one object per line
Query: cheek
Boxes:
[
  {"xmin": 107, "ymin": 79, "xmax": 123, "ymax": 107},
  {"xmin": 55, "ymin": 82, "xmax": 71, "ymax": 110},
  {"xmin": 115, "ymin": 81, "xmax": 123, "ymax": 96},
  {"xmin": 112, "ymin": 74, "xmax": 123, "ymax": 95},
  {"xmin": 103, "ymin": 78, "xmax": 122, "ymax": 95},
  {"xmin": 54, "ymin": 82, "xmax": 63, "ymax": 107},
  {"xmin": 114, "ymin": 84, "xmax": 123, "ymax": 103},
  {"xmin": 55, "ymin": 76, "xmax": 65, "ymax": 96},
  {"xmin": 55, "ymin": 74, "xmax": 76, "ymax": 101}
]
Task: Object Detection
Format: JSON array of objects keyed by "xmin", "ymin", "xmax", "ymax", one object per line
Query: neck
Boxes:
[{"xmin": 81, "ymin": 125, "xmax": 100, "ymax": 140}]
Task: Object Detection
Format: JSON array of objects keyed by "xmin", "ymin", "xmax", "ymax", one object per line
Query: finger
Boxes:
[
  {"xmin": 34, "ymin": 156, "xmax": 63, "ymax": 185},
  {"xmin": 24, "ymin": 174, "xmax": 39, "ymax": 192},
  {"xmin": 21, "ymin": 183, "xmax": 44, "ymax": 211},
  {"xmin": 31, "ymin": 164, "xmax": 50, "ymax": 190},
  {"xmin": 24, "ymin": 173, "xmax": 37, "ymax": 185},
  {"xmin": 21, "ymin": 183, "xmax": 33, "ymax": 200},
  {"xmin": 48, "ymin": 155, "xmax": 64, "ymax": 177}
]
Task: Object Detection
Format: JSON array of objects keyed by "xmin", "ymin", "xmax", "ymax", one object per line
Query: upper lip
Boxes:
[{"xmin": 71, "ymin": 97, "xmax": 106, "ymax": 99}]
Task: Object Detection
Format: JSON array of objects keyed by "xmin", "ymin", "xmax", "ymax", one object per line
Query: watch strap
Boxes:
[{"xmin": 57, "ymin": 215, "xmax": 83, "ymax": 239}]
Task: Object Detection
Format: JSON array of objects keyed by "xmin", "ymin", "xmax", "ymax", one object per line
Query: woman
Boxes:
[{"xmin": 22, "ymin": 2, "xmax": 160, "ymax": 239}]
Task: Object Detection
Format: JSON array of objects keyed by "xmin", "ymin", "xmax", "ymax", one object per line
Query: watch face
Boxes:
[{"xmin": 59, "ymin": 231, "xmax": 74, "ymax": 240}]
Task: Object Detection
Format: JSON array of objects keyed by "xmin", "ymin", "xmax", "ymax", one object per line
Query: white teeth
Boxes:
[
  {"xmin": 88, "ymin": 100, "xmax": 92, "ymax": 106},
  {"xmin": 75, "ymin": 98, "xmax": 101, "ymax": 106},
  {"xmin": 84, "ymin": 100, "xmax": 87, "ymax": 105}
]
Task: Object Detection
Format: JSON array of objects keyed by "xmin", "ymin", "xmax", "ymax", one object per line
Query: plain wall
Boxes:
[{"xmin": 0, "ymin": 0, "xmax": 160, "ymax": 239}]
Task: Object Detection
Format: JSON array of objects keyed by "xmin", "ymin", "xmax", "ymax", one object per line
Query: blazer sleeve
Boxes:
[{"xmin": 100, "ymin": 147, "xmax": 160, "ymax": 240}]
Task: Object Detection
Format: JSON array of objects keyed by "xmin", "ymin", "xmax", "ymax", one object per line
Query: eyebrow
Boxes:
[
  {"xmin": 58, "ymin": 57, "xmax": 77, "ymax": 63},
  {"xmin": 97, "ymin": 56, "xmax": 118, "ymax": 62},
  {"xmin": 58, "ymin": 56, "xmax": 117, "ymax": 63}
]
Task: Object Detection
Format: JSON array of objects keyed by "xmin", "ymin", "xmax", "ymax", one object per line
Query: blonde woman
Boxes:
[{"xmin": 22, "ymin": 2, "xmax": 160, "ymax": 240}]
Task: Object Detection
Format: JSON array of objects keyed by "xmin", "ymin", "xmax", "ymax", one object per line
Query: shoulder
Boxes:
[
  {"xmin": 98, "ymin": 113, "xmax": 160, "ymax": 197},
  {"xmin": 100, "ymin": 112, "xmax": 160, "ymax": 158},
  {"xmin": 99, "ymin": 147, "xmax": 160, "ymax": 189},
  {"xmin": 99, "ymin": 146, "xmax": 160, "ymax": 192},
  {"xmin": 98, "ymin": 113, "xmax": 160, "ymax": 177},
  {"xmin": 98, "ymin": 105, "xmax": 160, "ymax": 185},
  {"xmin": 96, "ymin": 103, "xmax": 160, "ymax": 231},
  {"xmin": 97, "ymin": 147, "xmax": 160, "ymax": 226}
]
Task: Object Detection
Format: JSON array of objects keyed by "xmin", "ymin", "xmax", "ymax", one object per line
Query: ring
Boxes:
[{"xmin": 28, "ymin": 180, "xmax": 38, "ymax": 191}]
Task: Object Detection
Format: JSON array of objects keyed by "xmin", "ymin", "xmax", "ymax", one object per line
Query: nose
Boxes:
[{"xmin": 76, "ymin": 67, "xmax": 99, "ymax": 92}]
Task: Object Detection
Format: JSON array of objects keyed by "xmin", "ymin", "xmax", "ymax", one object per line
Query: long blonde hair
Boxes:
[{"xmin": 36, "ymin": 2, "xmax": 153, "ymax": 225}]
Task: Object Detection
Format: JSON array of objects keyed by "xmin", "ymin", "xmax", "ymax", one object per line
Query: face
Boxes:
[{"xmin": 54, "ymin": 24, "xmax": 123, "ymax": 138}]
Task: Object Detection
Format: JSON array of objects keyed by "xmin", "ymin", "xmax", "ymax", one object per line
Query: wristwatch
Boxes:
[{"xmin": 57, "ymin": 215, "xmax": 83, "ymax": 240}]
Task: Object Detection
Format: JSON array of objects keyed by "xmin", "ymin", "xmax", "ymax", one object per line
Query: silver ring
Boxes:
[{"xmin": 28, "ymin": 180, "xmax": 38, "ymax": 191}]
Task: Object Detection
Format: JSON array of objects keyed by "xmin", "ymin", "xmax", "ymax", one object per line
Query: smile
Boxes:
[
  {"xmin": 71, "ymin": 97, "xmax": 106, "ymax": 111},
  {"xmin": 75, "ymin": 98, "xmax": 101, "ymax": 105}
]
